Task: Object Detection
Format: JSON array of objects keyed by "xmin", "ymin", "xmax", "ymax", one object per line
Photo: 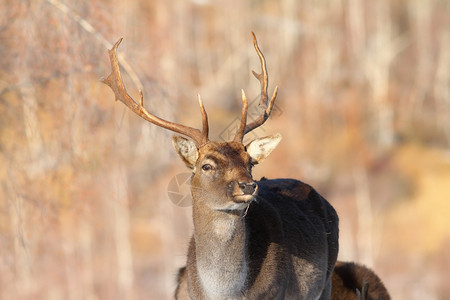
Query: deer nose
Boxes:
[{"xmin": 239, "ymin": 181, "xmax": 257, "ymax": 195}]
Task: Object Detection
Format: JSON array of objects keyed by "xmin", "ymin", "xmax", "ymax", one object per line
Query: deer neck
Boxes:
[{"xmin": 192, "ymin": 202, "xmax": 249, "ymax": 298}]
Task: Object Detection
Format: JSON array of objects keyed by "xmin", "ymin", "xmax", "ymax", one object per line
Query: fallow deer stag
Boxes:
[{"xmin": 103, "ymin": 33, "xmax": 339, "ymax": 299}]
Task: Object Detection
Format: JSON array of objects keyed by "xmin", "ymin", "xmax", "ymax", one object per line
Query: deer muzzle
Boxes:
[
  {"xmin": 231, "ymin": 181, "xmax": 258, "ymax": 203},
  {"xmin": 239, "ymin": 182, "xmax": 257, "ymax": 195}
]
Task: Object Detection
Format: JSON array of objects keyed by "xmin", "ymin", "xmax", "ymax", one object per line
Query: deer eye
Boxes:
[{"xmin": 201, "ymin": 164, "xmax": 213, "ymax": 171}]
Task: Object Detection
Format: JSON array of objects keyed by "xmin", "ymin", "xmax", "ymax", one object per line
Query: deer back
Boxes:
[{"xmin": 245, "ymin": 178, "xmax": 339, "ymax": 298}]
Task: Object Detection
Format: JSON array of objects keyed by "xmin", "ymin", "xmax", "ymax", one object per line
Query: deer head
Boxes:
[
  {"xmin": 102, "ymin": 33, "xmax": 281, "ymax": 212},
  {"xmin": 172, "ymin": 134, "xmax": 281, "ymax": 212}
]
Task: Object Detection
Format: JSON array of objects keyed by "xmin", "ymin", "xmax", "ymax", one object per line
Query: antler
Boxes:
[
  {"xmin": 234, "ymin": 32, "xmax": 278, "ymax": 143},
  {"xmin": 102, "ymin": 38, "xmax": 209, "ymax": 147}
]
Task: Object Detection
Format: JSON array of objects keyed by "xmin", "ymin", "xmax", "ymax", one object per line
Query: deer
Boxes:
[
  {"xmin": 102, "ymin": 33, "xmax": 339, "ymax": 299},
  {"xmin": 331, "ymin": 261, "xmax": 391, "ymax": 300}
]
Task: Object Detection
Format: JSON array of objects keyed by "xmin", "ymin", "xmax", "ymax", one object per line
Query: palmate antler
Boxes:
[
  {"xmin": 102, "ymin": 38, "xmax": 209, "ymax": 147},
  {"xmin": 234, "ymin": 32, "xmax": 279, "ymax": 143},
  {"xmin": 102, "ymin": 33, "xmax": 277, "ymax": 147}
]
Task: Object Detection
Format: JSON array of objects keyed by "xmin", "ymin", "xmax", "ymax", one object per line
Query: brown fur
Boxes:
[
  {"xmin": 174, "ymin": 141, "xmax": 339, "ymax": 299},
  {"xmin": 331, "ymin": 261, "xmax": 391, "ymax": 300}
]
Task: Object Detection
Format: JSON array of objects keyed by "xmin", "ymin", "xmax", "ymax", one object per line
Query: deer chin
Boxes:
[{"xmin": 215, "ymin": 195, "xmax": 254, "ymax": 213}]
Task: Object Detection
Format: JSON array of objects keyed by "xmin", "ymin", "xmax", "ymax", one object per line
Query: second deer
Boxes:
[
  {"xmin": 103, "ymin": 33, "xmax": 339, "ymax": 299},
  {"xmin": 332, "ymin": 261, "xmax": 391, "ymax": 300}
]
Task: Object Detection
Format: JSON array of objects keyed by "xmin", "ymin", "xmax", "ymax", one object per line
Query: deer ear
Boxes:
[
  {"xmin": 171, "ymin": 135, "xmax": 199, "ymax": 169},
  {"xmin": 246, "ymin": 133, "xmax": 282, "ymax": 165}
]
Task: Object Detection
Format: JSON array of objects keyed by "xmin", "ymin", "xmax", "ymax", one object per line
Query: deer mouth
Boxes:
[
  {"xmin": 218, "ymin": 194, "xmax": 255, "ymax": 215},
  {"xmin": 227, "ymin": 181, "xmax": 258, "ymax": 205},
  {"xmin": 232, "ymin": 194, "xmax": 255, "ymax": 203},
  {"xmin": 232, "ymin": 183, "xmax": 258, "ymax": 203},
  {"xmin": 218, "ymin": 184, "xmax": 257, "ymax": 214}
]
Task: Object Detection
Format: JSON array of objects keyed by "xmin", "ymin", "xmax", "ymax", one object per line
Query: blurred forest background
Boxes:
[{"xmin": 1, "ymin": 0, "xmax": 449, "ymax": 299}]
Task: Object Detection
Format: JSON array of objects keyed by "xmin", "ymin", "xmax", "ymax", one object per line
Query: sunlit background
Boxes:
[{"xmin": 1, "ymin": 0, "xmax": 449, "ymax": 299}]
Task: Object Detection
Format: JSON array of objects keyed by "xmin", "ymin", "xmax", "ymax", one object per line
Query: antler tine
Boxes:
[
  {"xmin": 251, "ymin": 32, "xmax": 269, "ymax": 108},
  {"xmin": 243, "ymin": 32, "xmax": 278, "ymax": 136},
  {"xmin": 102, "ymin": 38, "xmax": 209, "ymax": 147},
  {"xmin": 197, "ymin": 94, "xmax": 209, "ymax": 141},
  {"xmin": 233, "ymin": 89, "xmax": 248, "ymax": 142}
]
